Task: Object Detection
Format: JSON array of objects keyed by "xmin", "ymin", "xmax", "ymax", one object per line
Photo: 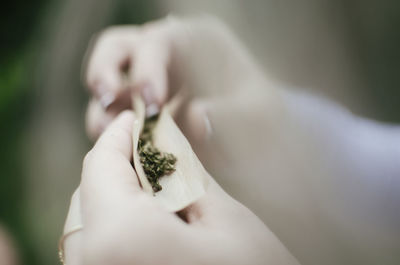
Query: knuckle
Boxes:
[
  {"xmin": 97, "ymin": 25, "xmax": 136, "ymax": 46},
  {"xmin": 96, "ymin": 26, "xmax": 120, "ymax": 43}
]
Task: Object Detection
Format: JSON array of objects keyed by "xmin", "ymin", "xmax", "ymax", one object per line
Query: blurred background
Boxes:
[{"xmin": 0, "ymin": 0, "xmax": 399, "ymax": 264}]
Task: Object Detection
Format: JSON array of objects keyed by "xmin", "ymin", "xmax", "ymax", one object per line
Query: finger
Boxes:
[
  {"xmin": 85, "ymin": 30, "xmax": 134, "ymax": 108},
  {"xmin": 81, "ymin": 111, "xmax": 141, "ymax": 219},
  {"xmin": 86, "ymin": 99, "xmax": 118, "ymax": 141},
  {"xmin": 86, "ymin": 91, "xmax": 132, "ymax": 141},
  {"xmin": 131, "ymin": 41, "xmax": 169, "ymax": 111}
]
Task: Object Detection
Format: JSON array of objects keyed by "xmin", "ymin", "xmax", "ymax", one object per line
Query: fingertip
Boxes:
[
  {"xmin": 86, "ymin": 99, "xmax": 117, "ymax": 141},
  {"xmin": 95, "ymin": 73, "xmax": 120, "ymax": 103},
  {"xmin": 99, "ymin": 91, "xmax": 117, "ymax": 109},
  {"xmin": 141, "ymin": 83, "xmax": 165, "ymax": 106},
  {"xmin": 146, "ymin": 103, "xmax": 160, "ymax": 118},
  {"xmin": 86, "ymin": 56, "xmax": 126, "ymax": 104},
  {"xmin": 103, "ymin": 110, "xmax": 136, "ymax": 137},
  {"xmin": 93, "ymin": 110, "xmax": 136, "ymax": 157},
  {"xmin": 137, "ymin": 83, "xmax": 166, "ymax": 117},
  {"xmin": 116, "ymin": 110, "xmax": 136, "ymax": 126}
]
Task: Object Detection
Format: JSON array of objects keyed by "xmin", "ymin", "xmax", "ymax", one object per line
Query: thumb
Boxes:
[{"xmin": 80, "ymin": 111, "xmax": 142, "ymax": 225}]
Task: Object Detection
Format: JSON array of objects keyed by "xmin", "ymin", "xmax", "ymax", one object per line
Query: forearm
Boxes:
[{"xmin": 172, "ymin": 16, "xmax": 269, "ymax": 98}]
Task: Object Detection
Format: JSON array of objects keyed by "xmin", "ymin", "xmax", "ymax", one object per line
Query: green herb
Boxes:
[{"xmin": 138, "ymin": 115, "xmax": 177, "ymax": 192}]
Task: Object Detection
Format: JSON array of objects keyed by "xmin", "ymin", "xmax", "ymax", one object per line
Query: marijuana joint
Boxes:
[{"xmin": 138, "ymin": 114, "xmax": 177, "ymax": 192}]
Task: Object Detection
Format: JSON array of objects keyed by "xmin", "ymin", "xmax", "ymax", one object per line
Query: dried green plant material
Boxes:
[
  {"xmin": 132, "ymin": 95, "xmax": 208, "ymax": 212},
  {"xmin": 138, "ymin": 115, "xmax": 177, "ymax": 192}
]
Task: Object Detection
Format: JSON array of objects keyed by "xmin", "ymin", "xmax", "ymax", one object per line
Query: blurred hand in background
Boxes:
[
  {"xmin": 0, "ymin": 224, "xmax": 18, "ymax": 265},
  {"xmin": 84, "ymin": 15, "xmax": 277, "ymax": 144}
]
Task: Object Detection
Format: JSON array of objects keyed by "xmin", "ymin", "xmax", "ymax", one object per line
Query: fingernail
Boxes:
[
  {"xmin": 142, "ymin": 85, "xmax": 157, "ymax": 105},
  {"xmin": 142, "ymin": 85, "xmax": 160, "ymax": 117},
  {"xmin": 99, "ymin": 92, "xmax": 116, "ymax": 109},
  {"xmin": 146, "ymin": 103, "xmax": 160, "ymax": 118}
]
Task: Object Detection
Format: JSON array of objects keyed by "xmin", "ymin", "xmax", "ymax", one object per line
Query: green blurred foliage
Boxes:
[
  {"xmin": 0, "ymin": 56, "xmax": 25, "ymax": 113},
  {"xmin": 0, "ymin": 0, "xmax": 160, "ymax": 264},
  {"xmin": 1, "ymin": 0, "xmax": 48, "ymax": 263}
]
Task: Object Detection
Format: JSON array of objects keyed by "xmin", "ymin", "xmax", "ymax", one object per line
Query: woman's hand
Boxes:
[
  {"xmin": 63, "ymin": 111, "xmax": 299, "ymax": 265},
  {"xmin": 84, "ymin": 16, "xmax": 273, "ymax": 141}
]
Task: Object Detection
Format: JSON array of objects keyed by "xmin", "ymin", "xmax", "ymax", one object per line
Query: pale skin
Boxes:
[
  {"xmin": 63, "ymin": 111, "xmax": 300, "ymax": 265},
  {"xmin": 69, "ymin": 14, "xmax": 400, "ymax": 264},
  {"xmin": 84, "ymin": 15, "xmax": 275, "ymax": 143},
  {"xmin": 65, "ymin": 15, "xmax": 300, "ymax": 265}
]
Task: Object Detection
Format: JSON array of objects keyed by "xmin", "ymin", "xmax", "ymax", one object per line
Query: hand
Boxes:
[
  {"xmin": 63, "ymin": 111, "xmax": 299, "ymax": 265},
  {"xmin": 84, "ymin": 16, "xmax": 272, "ymax": 141}
]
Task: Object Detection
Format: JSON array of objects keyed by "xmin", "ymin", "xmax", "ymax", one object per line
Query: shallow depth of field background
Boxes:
[{"xmin": 1, "ymin": 0, "xmax": 399, "ymax": 264}]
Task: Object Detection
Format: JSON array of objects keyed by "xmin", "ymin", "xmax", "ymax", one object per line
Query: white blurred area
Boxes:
[
  {"xmin": 22, "ymin": 0, "xmax": 398, "ymax": 265},
  {"xmin": 162, "ymin": 0, "xmax": 370, "ymax": 114}
]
